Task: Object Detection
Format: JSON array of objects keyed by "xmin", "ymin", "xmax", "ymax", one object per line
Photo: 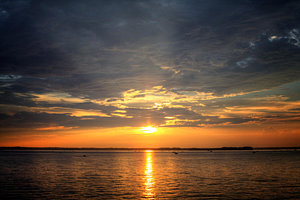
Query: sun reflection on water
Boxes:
[{"xmin": 144, "ymin": 150, "xmax": 155, "ymax": 198}]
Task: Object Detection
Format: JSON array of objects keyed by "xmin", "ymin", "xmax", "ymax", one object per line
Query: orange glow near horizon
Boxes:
[{"xmin": 0, "ymin": 125, "xmax": 300, "ymax": 148}]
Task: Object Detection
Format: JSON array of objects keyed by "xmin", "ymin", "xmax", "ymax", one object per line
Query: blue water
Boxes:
[{"xmin": 0, "ymin": 150, "xmax": 299, "ymax": 199}]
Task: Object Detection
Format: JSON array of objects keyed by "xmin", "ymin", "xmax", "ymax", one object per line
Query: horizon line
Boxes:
[{"xmin": 1, "ymin": 146, "xmax": 299, "ymax": 150}]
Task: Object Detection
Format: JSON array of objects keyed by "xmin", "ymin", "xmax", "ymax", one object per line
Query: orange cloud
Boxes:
[{"xmin": 35, "ymin": 126, "xmax": 77, "ymax": 131}]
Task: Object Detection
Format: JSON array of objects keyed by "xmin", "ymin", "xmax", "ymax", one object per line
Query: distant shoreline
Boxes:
[{"xmin": 0, "ymin": 146, "xmax": 299, "ymax": 151}]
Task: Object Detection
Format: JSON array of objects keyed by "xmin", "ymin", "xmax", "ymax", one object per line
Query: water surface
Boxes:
[{"xmin": 0, "ymin": 150, "xmax": 299, "ymax": 199}]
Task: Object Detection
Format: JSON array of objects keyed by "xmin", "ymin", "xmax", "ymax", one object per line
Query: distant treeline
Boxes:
[{"xmin": 0, "ymin": 146, "xmax": 299, "ymax": 151}]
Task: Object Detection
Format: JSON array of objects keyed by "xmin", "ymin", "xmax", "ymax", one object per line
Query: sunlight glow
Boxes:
[
  {"xmin": 144, "ymin": 150, "xmax": 155, "ymax": 198},
  {"xmin": 140, "ymin": 126, "xmax": 157, "ymax": 134}
]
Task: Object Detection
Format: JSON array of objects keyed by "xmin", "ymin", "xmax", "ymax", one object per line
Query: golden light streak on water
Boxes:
[{"xmin": 144, "ymin": 150, "xmax": 155, "ymax": 198}]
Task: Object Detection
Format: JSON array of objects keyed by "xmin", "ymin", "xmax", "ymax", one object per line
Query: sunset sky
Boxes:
[{"xmin": 1, "ymin": 0, "xmax": 300, "ymax": 147}]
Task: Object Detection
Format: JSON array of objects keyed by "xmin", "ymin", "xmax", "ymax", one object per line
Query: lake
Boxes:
[{"xmin": 0, "ymin": 150, "xmax": 299, "ymax": 199}]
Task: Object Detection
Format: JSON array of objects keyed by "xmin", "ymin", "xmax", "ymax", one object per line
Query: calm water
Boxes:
[{"xmin": 0, "ymin": 150, "xmax": 299, "ymax": 199}]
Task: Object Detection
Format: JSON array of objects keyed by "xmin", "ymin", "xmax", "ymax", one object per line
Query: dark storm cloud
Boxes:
[
  {"xmin": 0, "ymin": 91, "xmax": 36, "ymax": 106},
  {"xmin": 161, "ymin": 0, "xmax": 300, "ymax": 94},
  {"xmin": 1, "ymin": 0, "xmax": 300, "ymax": 130},
  {"xmin": 1, "ymin": 0, "xmax": 300, "ymax": 95},
  {"xmin": 0, "ymin": 0, "xmax": 176, "ymax": 97}
]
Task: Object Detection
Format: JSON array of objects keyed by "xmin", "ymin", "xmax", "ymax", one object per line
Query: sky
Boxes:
[{"xmin": 0, "ymin": 0, "xmax": 300, "ymax": 147}]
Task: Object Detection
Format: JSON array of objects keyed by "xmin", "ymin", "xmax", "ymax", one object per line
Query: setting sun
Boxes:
[{"xmin": 140, "ymin": 126, "xmax": 157, "ymax": 134}]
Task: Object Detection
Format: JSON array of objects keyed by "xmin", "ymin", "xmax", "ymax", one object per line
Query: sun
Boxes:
[{"xmin": 140, "ymin": 126, "xmax": 157, "ymax": 134}]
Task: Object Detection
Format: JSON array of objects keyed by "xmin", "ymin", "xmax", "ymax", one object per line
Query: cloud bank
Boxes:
[{"xmin": 1, "ymin": 0, "xmax": 300, "ymax": 133}]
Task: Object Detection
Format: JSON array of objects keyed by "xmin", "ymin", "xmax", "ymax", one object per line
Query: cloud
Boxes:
[
  {"xmin": 268, "ymin": 28, "xmax": 300, "ymax": 47},
  {"xmin": 0, "ymin": 0, "xmax": 300, "ymax": 132},
  {"xmin": 35, "ymin": 126, "xmax": 77, "ymax": 131},
  {"xmin": 236, "ymin": 57, "xmax": 254, "ymax": 69}
]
